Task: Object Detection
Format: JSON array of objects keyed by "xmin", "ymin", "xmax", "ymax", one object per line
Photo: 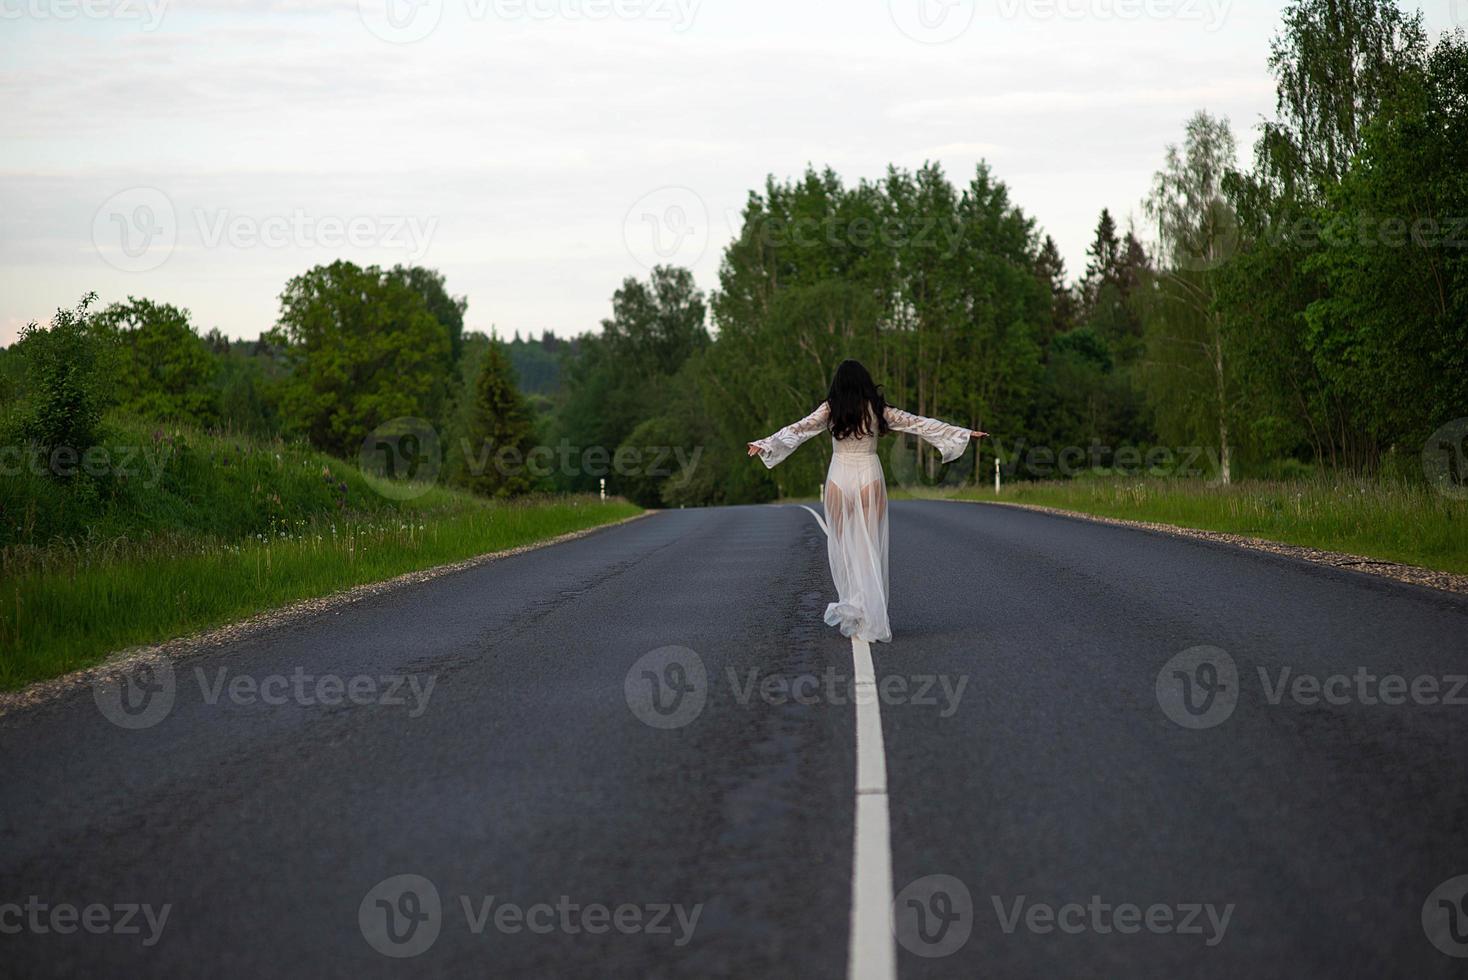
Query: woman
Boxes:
[{"xmin": 747, "ymin": 360, "xmax": 986, "ymax": 644}]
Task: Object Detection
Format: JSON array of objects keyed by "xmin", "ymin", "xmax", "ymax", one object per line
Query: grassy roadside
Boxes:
[
  {"xmin": 0, "ymin": 418, "xmax": 641, "ymax": 691},
  {"xmin": 1, "ymin": 494, "xmax": 639, "ymax": 691},
  {"xmin": 931, "ymin": 477, "xmax": 1468, "ymax": 576}
]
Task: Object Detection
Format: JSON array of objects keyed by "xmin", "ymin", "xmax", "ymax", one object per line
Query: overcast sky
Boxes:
[{"xmin": 2, "ymin": 0, "xmax": 1460, "ymax": 345}]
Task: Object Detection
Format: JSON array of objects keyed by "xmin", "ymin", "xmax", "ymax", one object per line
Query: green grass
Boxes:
[
  {"xmin": 0, "ymin": 418, "xmax": 640, "ymax": 690},
  {"xmin": 934, "ymin": 476, "xmax": 1468, "ymax": 576}
]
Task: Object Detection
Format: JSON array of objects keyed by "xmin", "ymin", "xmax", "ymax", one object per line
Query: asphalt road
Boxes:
[{"xmin": 2, "ymin": 500, "xmax": 1466, "ymax": 978}]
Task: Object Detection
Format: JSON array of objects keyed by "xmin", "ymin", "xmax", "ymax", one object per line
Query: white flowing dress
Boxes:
[{"xmin": 754, "ymin": 402, "xmax": 972, "ymax": 643}]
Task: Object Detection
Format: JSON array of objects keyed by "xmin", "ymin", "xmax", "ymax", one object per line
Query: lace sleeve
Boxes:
[
  {"xmin": 884, "ymin": 406, "xmax": 972, "ymax": 463},
  {"xmin": 753, "ymin": 402, "xmax": 831, "ymax": 469}
]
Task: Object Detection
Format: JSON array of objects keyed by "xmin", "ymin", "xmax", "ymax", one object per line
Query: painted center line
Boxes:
[{"xmin": 847, "ymin": 636, "xmax": 896, "ymax": 980}]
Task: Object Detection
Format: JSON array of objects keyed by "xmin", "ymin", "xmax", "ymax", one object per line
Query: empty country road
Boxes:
[{"xmin": 3, "ymin": 500, "xmax": 1466, "ymax": 978}]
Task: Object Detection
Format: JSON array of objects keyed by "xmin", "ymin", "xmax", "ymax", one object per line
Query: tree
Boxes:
[
  {"xmin": 1144, "ymin": 110, "xmax": 1241, "ymax": 483},
  {"xmin": 1034, "ymin": 235, "xmax": 1078, "ymax": 344},
  {"xmin": 389, "ymin": 265, "xmax": 468, "ymax": 365},
  {"xmin": 554, "ymin": 266, "xmax": 709, "ymax": 492},
  {"xmin": 93, "ymin": 297, "xmax": 218, "ymax": 426},
  {"xmin": 12, "ymin": 294, "xmax": 110, "ymax": 466},
  {"xmin": 1263, "ymin": 0, "xmax": 1427, "ymax": 193},
  {"xmin": 272, "ymin": 261, "xmax": 452, "ymax": 458},
  {"xmin": 462, "ymin": 339, "xmax": 537, "ymax": 498}
]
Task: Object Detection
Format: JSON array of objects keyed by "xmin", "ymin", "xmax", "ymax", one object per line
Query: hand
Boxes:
[
  {"xmin": 747, "ymin": 442, "xmax": 763, "ymax": 457},
  {"xmin": 971, "ymin": 430, "xmax": 989, "ymax": 440}
]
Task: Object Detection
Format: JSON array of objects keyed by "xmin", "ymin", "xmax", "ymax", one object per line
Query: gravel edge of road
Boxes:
[
  {"xmin": 0, "ymin": 510, "xmax": 657, "ymax": 718},
  {"xmin": 958, "ymin": 498, "xmax": 1468, "ymax": 597}
]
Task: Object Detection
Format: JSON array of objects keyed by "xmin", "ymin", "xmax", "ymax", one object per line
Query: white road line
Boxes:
[{"xmin": 847, "ymin": 636, "xmax": 896, "ymax": 980}]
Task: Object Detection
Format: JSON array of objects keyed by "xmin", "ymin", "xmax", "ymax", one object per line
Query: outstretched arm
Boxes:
[
  {"xmin": 884, "ymin": 406, "xmax": 986, "ymax": 463},
  {"xmin": 747, "ymin": 402, "xmax": 831, "ymax": 469}
]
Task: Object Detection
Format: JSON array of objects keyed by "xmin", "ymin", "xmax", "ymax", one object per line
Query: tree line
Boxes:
[{"xmin": 4, "ymin": 0, "xmax": 1463, "ymax": 510}]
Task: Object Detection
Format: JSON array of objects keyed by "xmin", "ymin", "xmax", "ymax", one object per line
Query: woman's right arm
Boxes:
[{"xmin": 747, "ymin": 402, "xmax": 831, "ymax": 469}]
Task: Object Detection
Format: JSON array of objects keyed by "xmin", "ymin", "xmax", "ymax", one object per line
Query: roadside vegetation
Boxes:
[
  {"xmin": 944, "ymin": 476, "xmax": 1468, "ymax": 576},
  {"xmin": 0, "ymin": 415, "xmax": 637, "ymax": 690}
]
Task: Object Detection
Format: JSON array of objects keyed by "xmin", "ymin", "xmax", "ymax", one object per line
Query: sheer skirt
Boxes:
[{"xmin": 822, "ymin": 454, "xmax": 891, "ymax": 643}]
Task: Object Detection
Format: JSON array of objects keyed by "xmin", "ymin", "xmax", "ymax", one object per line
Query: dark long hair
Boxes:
[{"xmin": 826, "ymin": 359, "xmax": 890, "ymax": 441}]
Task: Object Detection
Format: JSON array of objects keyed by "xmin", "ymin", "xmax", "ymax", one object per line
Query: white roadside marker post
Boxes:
[
  {"xmin": 994, "ymin": 457, "xmax": 1001, "ymax": 495},
  {"xmin": 600, "ymin": 478, "xmax": 606, "ymax": 502}
]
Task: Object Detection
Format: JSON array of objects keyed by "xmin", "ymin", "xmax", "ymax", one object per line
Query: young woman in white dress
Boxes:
[{"xmin": 747, "ymin": 359, "xmax": 987, "ymax": 643}]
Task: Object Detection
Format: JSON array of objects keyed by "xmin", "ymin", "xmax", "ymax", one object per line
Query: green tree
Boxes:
[
  {"xmin": 389, "ymin": 265, "xmax": 468, "ymax": 365},
  {"xmin": 271, "ymin": 261, "xmax": 452, "ymax": 458},
  {"xmin": 13, "ymin": 293, "xmax": 110, "ymax": 465},
  {"xmin": 462, "ymin": 339, "xmax": 537, "ymax": 498},
  {"xmin": 1143, "ymin": 110, "xmax": 1241, "ymax": 482},
  {"xmin": 93, "ymin": 297, "xmax": 218, "ymax": 426}
]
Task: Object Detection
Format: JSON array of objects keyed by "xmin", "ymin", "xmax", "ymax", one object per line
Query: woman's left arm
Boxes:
[
  {"xmin": 747, "ymin": 402, "xmax": 831, "ymax": 469},
  {"xmin": 884, "ymin": 406, "xmax": 986, "ymax": 463}
]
